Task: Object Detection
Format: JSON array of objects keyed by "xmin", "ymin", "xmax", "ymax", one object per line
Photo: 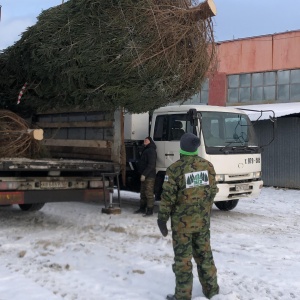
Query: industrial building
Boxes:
[{"xmin": 186, "ymin": 29, "xmax": 300, "ymax": 189}]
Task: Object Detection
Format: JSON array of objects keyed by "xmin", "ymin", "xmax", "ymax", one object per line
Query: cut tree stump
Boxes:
[
  {"xmin": 190, "ymin": 0, "xmax": 217, "ymax": 21},
  {"xmin": 27, "ymin": 129, "xmax": 44, "ymax": 140}
]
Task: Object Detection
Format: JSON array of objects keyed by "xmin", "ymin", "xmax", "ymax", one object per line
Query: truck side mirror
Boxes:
[{"xmin": 187, "ymin": 108, "xmax": 198, "ymax": 127}]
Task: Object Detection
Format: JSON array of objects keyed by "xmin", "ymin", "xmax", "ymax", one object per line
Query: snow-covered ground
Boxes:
[{"xmin": 0, "ymin": 187, "xmax": 299, "ymax": 300}]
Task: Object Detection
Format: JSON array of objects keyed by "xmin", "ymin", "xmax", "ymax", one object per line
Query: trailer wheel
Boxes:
[
  {"xmin": 214, "ymin": 200, "xmax": 239, "ymax": 211},
  {"xmin": 18, "ymin": 203, "xmax": 45, "ymax": 212}
]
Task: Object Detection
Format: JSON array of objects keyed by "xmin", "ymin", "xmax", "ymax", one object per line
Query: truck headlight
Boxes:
[
  {"xmin": 215, "ymin": 174, "xmax": 225, "ymax": 182},
  {"xmin": 253, "ymin": 171, "xmax": 261, "ymax": 179}
]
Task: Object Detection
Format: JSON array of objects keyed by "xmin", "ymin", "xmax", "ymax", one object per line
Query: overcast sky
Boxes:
[{"xmin": 0, "ymin": 0, "xmax": 299, "ymax": 50}]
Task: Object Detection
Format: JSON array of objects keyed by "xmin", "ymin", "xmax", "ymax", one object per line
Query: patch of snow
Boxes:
[{"xmin": 0, "ymin": 187, "xmax": 299, "ymax": 299}]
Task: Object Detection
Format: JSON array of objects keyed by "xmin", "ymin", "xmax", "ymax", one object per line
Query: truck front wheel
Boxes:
[
  {"xmin": 18, "ymin": 203, "xmax": 45, "ymax": 212},
  {"xmin": 214, "ymin": 200, "xmax": 239, "ymax": 211}
]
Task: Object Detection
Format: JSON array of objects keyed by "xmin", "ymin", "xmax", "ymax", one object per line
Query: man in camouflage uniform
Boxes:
[
  {"xmin": 157, "ymin": 133, "xmax": 219, "ymax": 300},
  {"xmin": 134, "ymin": 136, "xmax": 157, "ymax": 216}
]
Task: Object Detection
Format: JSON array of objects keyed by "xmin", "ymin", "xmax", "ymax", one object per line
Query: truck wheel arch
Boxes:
[
  {"xmin": 18, "ymin": 203, "xmax": 45, "ymax": 212},
  {"xmin": 214, "ymin": 199, "xmax": 239, "ymax": 211}
]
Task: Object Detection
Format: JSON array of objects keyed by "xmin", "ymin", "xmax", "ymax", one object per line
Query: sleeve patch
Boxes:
[
  {"xmin": 164, "ymin": 175, "xmax": 169, "ymax": 182},
  {"xmin": 185, "ymin": 170, "xmax": 209, "ymax": 188}
]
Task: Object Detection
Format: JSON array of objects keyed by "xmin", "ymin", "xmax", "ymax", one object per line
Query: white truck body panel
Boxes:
[{"xmin": 124, "ymin": 112, "xmax": 149, "ymax": 140}]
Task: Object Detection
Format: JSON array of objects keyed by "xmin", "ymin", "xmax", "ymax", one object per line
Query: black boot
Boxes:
[
  {"xmin": 134, "ymin": 207, "xmax": 146, "ymax": 214},
  {"xmin": 166, "ymin": 295, "xmax": 177, "ymax": 300},
  {"xmin": 143, "ymin": 207, "xmax": 153, "ymax": 217}
]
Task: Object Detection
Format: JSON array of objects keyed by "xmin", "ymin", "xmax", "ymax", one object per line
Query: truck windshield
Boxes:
[
  {"xmin": 201, "ymin": 111, "xmax": 260, "ymax": 154},
  {"xmin": 153, "ymin": 111, "xmax": 260, "ymax": 154}
]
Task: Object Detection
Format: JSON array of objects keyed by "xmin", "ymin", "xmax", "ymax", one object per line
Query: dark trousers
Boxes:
[{"xmin": 140, "ymin": 178, "xmax": 155, "ymax": 208}]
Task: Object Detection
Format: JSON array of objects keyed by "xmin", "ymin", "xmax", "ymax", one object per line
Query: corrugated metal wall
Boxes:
[{"xmin": 254, "ymin": 115, "xmax": 300, "ymax": 188}]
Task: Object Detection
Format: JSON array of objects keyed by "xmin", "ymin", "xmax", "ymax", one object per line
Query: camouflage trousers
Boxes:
[
  {"xmin": 171, "ymin": 230, "xmax": 219, "ymax": 300},
  {"xmin": 140, "ymin": 178, "xmax": 155, "ymax": 208}
]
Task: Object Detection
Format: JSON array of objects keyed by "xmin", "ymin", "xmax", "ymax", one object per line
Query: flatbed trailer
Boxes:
[{"xmin": 0, "ymin": 156, "xmax": 120, "ymax": 211}]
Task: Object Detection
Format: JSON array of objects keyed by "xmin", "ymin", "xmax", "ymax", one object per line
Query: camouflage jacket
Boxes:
[{"xmin": 157, "ymin": 155, "xmax": 218, "ymax": 233}]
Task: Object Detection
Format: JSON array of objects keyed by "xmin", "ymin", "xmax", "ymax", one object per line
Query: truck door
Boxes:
[{"xmin": 152, "ymin": 113, "xmax": 195, "ymax": 170}]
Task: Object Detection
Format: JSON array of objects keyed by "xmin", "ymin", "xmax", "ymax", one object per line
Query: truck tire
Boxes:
[
  {"xmin": 214, "ymin": 199, "xmax": 239, "ymax": 211},
  {"xmin": 18, "ymin": 203, "xmax": 45, "ymax": 211}
]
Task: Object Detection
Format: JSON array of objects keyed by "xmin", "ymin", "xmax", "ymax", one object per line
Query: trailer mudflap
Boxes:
[{"xmin": 0, "ymin": 191, "xmax": 25, "ymax": 205}]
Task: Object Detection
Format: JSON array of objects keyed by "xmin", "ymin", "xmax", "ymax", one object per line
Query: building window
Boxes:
[
  {"xmin": 252, "ymin": 86, "xmax": 263, "ymax": 100},
  {"xmin": 291, "ymin": 84, "xmax": 300, "ymax": 100},
  {"xmin": 228, "ymin": 75, "xmax": 239, "ymax": 88},
  {"xmin": 263, "ymin": 86, "xmax": 276, "ymax": 100},
  {"xmin": 264, "ymin": 72, "xmax": 276, "ymax": 86},
  {"xmin": 277, "ymin": 85, "xmax": 289, "ymax": 102},
  {"xmin": 240, "ymin": 74, "xmax": 251, "ymax": 87},
  {"xmin": 227, "ymin": 68, "xmax": 300, "ymax": 104},
  {"xmin": 252, "ymin": 73, "xmax": 263, "ymax": 86},
  {"xmin": 278, "ymin": 70, "xmax": 289, "ymax": 84},
  {"xmin": 177, "ymin": 78, "xmax": 209, "ymax": 105},
  {"xmin": 291, "ymin": 69, "xmax": 300, "ymax": 83},
  {"xmin": 240, "ymin": 87, "xmax": 251, "ymax": 102}
]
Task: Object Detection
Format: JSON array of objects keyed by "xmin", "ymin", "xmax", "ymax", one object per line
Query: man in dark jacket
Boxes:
[
  {"xmin": 157, "ymin": 133, "xmax": 219, "ymax": 300},
  {"xmin": 134, "ymin": 136, "xmax": 157, "ymax": 216}
]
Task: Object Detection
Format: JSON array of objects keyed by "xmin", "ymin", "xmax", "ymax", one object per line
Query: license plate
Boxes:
[
  {"xmin": 235, "ymin": 184, "xmax": 249, "ymax": 191},
  {"xmin": 41, "ymin": 181, "xmax": 68, "ymax": 189}
]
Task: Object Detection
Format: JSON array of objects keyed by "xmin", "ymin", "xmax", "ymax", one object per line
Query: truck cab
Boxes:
[{"xmin": 151, "ymin": 105, "xmax": 263, "ymax": 211}]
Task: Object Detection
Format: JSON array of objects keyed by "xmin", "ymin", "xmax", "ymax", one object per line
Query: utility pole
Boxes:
[{"xmin": 0, "ymin": 5, "xmax": 2, "ymax": 22}]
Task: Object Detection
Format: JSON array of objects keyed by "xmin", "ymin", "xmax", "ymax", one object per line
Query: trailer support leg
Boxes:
[{"xmin": 101, "ymin": 172, "xmax": 121, "ymax": 215}]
